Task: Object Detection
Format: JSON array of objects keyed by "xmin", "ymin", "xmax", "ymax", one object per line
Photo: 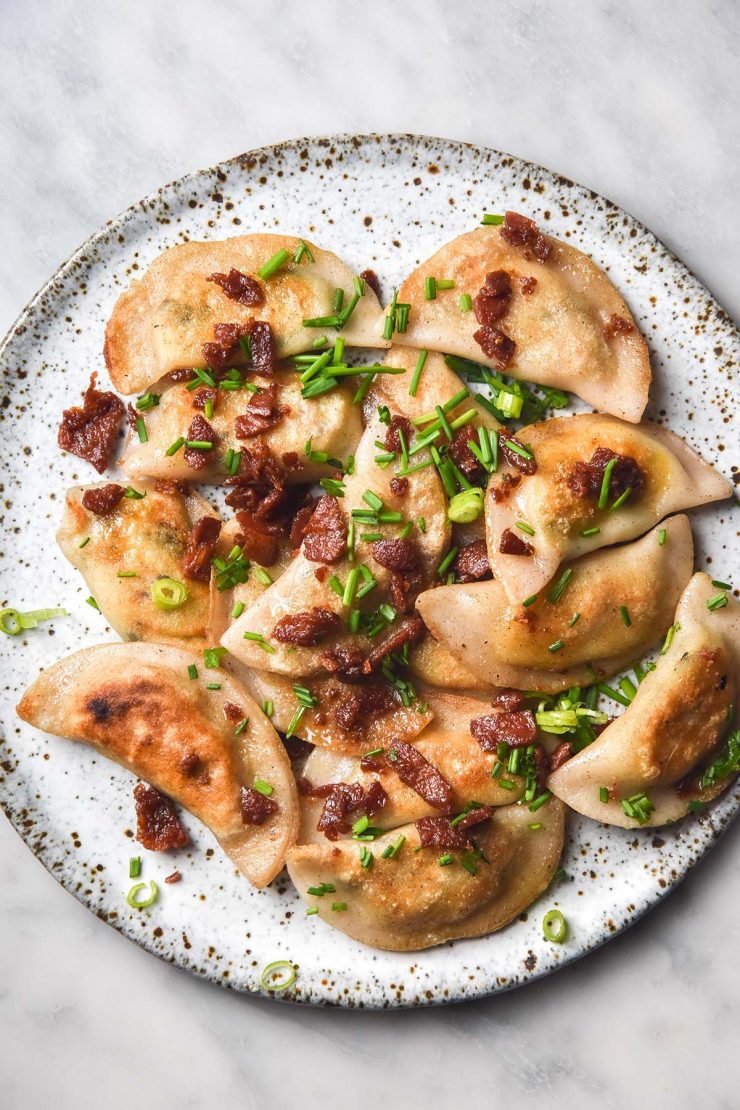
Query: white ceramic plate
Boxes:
[{"xmin": 1, "ymin": 134, "xmax": 738, "ymax": 1007}]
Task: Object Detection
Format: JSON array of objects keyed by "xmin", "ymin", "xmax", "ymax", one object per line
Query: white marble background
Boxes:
[{"xmin": 1, "ymin": 2, "xmax": 738, "ymax": 1107}]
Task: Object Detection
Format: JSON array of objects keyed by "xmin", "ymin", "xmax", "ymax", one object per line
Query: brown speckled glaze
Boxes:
[{"xmin": 0, "ymin": 134, "xmax": 738, "ymax": 1008}]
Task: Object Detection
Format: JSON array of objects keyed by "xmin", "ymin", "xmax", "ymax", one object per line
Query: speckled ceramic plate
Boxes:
[{"xmin": 1, "ymin": 134, "xmax": 738, "ymax": 1008}]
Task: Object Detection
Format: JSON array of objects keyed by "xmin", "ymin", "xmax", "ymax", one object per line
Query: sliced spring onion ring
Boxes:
[
  {"xmin": 0, "ymin": 607, "xmax": 68, "ymax": 635},
  {"xmin": 127, "ymin": 881, "xmax": 159, "ymax": 909},
  {"xmin": 542, "ymin": 908, "xmax": 568, "ymax": 943},
  {"xmin": 150, "ymin": 578, "xmax": 189, "ymax": 611},
  {"xmin": 260, "ymin": 959, "xmax": 297, "ymax": 992}
]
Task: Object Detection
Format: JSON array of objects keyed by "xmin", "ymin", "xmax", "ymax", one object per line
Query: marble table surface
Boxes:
[{"xmin": 1, "ymin": 2, "xmax": 738, "ymax": 1107}]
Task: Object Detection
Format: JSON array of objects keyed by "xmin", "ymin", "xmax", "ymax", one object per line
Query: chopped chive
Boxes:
[
  {"xmin": 580, "ymin": 526, "xmax": 600, "ymax": 538},
  {"xmin": 306, "ymin": 907, "xmax": 319, "ymax": 916},
  {"xmin": 409, "ymin": 350, "xmax": 428, "ymax": 398},
  {"xmin": 529, "ymin": 791, "xmax": 552, "ymax": 813},
  {"xmin": 619, "ymin": 605, "xmax": 632, "ymax": 627},
  {"xmin": 253, "ymin": 567, "xmax": 273, "ymax": 586},
  {"xmin": 116, "ymin": 570, "xmax": 137, "ymax": 578},
  {"xmin": 333, "ymin": 287, "xmax": 344, "ymax": 313},
  {"xmin": 205, "ymin": 682, "xmax": 221, "ymax": 690},
  {"xmin": 257, "ymin": 248, "xmax": 290, "ymax": 280},
  {"xmin": 515, "ymin": 521, "xmax": 535, "ymax": 536},
  {"xmin": 253, "ymin": 778, "xmax": 273, "ymax": 797},
  {"xmin": 498, "ymin": 778, "xmax": 516, "ymax": 791},
  {"xmin": 597, "ymin": 457, "xmax": 617, "ymax": 509},
  {"xmin": 424, "ymin": 276, "xmax": 437, "ymax": 300},
  {"xmin": 436, "ymin": 547, "xmax": 458, "ymax": 578},
  {"xmin": 342, "ymin": 567, "xmax": 359, "ymax": 608},
  {"xmin": 707, "ymin": 593, "xmax": 728, "ymax": 612},
  {"xmin": 548, "ymin": 568, "xmax": 573, "ymax": 604},
  {"xmin": 660, "ymin": 623, "xmax": 679, "ymax": 655},
  {"xmin": 165, "ymin": 436, "xmax": 185, "ymax": 456},
  {"xmin": 262, "ymin": 699, "xmax": 273, "ymax": 718},
  {"xmin": 609, "ymin": 487, "xmax": 632, "ymax": 512},
  {"xmin": 548, "ymin": 640, "xmax": 565, "ymax": 653},
  {"xmin": 599, "ymin": 786, "xmax": 609, "ymax": 804},
  {"xmin": 596, "ymin": 682, "xmax": 631, "ymax": 707},
  {"xmin": 481, "ymin": 213, "xmax": 504, "ymax": 225},
  {"xmin": 619, "ymin": 676, "xmax": 637, "ymax": 702},
  {"xmin": 503, "ymin": 438, "xmax": 533, "ymax": 461},
  {"xmin": 396, "ymin": 303, "xmax": 410, "ymax": 333},
  {"xmin": 522, "ymin": 594, "xmax": 538, "ymax": 608},
  {"xmin": 135, "ymin": 417, "xmax": 148, "ymax": 443},
  {"xmin": 435, "ymin": 404, "xmax": 453, "ymax": 441},
  {"xmin": 331, "ymin": 902, "xmax": 347, "ymax": 912},
  {"xmin": 231, "ymin": 601, "xmax": 245, "ymax": 620},
  {"xmin": 438, "ymin": 853, "xmax": 454, "ymax": 866},
  {"xmin": 362, "ymin": 490, "xmax": 384, "ymax": 512},
  {"xmin": 569, "ymin": 611, "xmax": 581, "ymax": 627},
  {"xmin": 86, "ymin": 596, "xmax": 100, "ymax": 610},
  {"xmin": 129, "ymin": 857, "xmax": 142, "ymax": 878},
  {"xmin": 417, "ymin": 517, "xmax": 426, "ymax": 533},
  {"xmin": 658, "ymin": 528, "xmax": 667, "ymax": 545},
  {"xmin": 293, "ymin": 239, "xmax": 314, "ymax": 264},
  {"xmin": 529, "ymin": 822, "xmax": 543, "ymax": 831},
  {"xmin": 436, "ymin": 278, "xmax": 455, "ymax": 290},
  {"xmin": 242, "ymin": 631, "xmax": 276, "ymax": 653},
  {"xmin": 360, "ymin": 532, "xmax": 382, "ymax": 542},
  {"xmin": 78, "ymin": 536, "xmax": 91, "ymax": 549},
  {"xmin": 459, "ymin": 293, "xmax": 473, "ymax": 312},
  {"xmin": 135, "ymin": 391, "xmax": 160, "ymax": 411}
]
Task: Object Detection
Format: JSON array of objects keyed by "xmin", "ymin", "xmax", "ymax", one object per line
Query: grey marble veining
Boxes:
[{"xmin": 1, "ymin": 1, "xmax": 739, "ymax": 1107}]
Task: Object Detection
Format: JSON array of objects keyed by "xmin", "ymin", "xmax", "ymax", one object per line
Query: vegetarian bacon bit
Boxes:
[
  {"xmin": 603, "ymin": 314, "xmax": 635, "ymax": 339},
  {"xmin": 489, "ymin": 472, "xmax": 521, "ymax": 503},
  {"xmin": 250, "ymin": 320, "xmax": 276, "ymax": 376},
  {"xmin": 371, "ymin": 537, "xmax": 420, "ymax": 573},
  {"xmin": 192, "ymin": 386, "xmax": 217, "ymax": 412},
  {"xmin": 319, "ymin": 646, "xmax": 371, "ymax": 679},
  {"xmin": 384, "ymin": 414, "xmax": 412, "ymax": 454},
  {"xmin": 202, "ymin": 321, "xmax": 253, "ymax": 372},
  {"xmin": 389, "ymin": 476, "xmax": 409, "ymax": 498},
  {"xmin": 367, "ymin": 613, "xmax": 426, "ymax": 668},
  {"xmin": 316, "ymin": 780, "xmax": 388, "ymax": 840},
  {"xmin": 184, "ymin": 414, "xmax": 216, "ymax": 471},
  {"xmin": 58, "ymin": 373, "xmax": 125, "ymax": 474},
  {"xmin": 473, "ymin": 325, "xmax": 516, "ymax": 366},
  {"xmin": 454, "ymin": 541, "xmax": 491, "ymax": 583},
  {"xmin": 448, "ymin": 427, "xmax": 484, "ymax": 479},
  {"xmin": 549, "ymin": 741, "xmax": 574, "ymax": 772},
  {"xmin": 519, "ymin": 275, "xmax": 537, "ymax": 295},
  {"xmin": 302, "ymin": 495, "xmax": 347, "ymax": 564},
  {"xmin": 235, "ymin": 509, "xmax": 283, "ymax": 565},
  {"xmin": 154, "ymin": 478, "xmax": 189, "ymax": 495},
  {"xmin": 273, "ymin": 607, "xmax": 341, "ymax": 646},
  {"xmin": 133, "ymin": 783, "xmax": 189, "ymax": 851},
  {"xmin": 240, "ymin": 786, "xmax": 279, "ymax": 825},
  {"xmin": 474, "ymin": 270, "xmax": 513, "ymax": 327},
  {"xmin": 490, "ymin": 689, "xmax": 527, "ymax": 711},
  {"xmin": 499, "ymin": 527, "xmax": 534, "ymax": 556},
  {"xmin": 289, "ymin": 499, "xmax": 315, "ymax": 548},
  {"xmin": 181, "ymin": 516, "xmax": 222, "ymax": 582},
  {"xmin": 415, "ymin": 816, "xmax": 475, "ymax": 851},
  {"xmin": 499, "ymin": 432, "xmax": 537, "ymax": 474},
  {"xmin": 387, "ymin": 738, "xmax": 453, "ymax": 813},
  {"xmin": 389, "ymin": 570, "xmax": 417, "ymax": 614},
  {"xmin": 360, "ymin": 268, "xmax": 382, "ymax": 300},
  {"xmin": 334, "ymin": 682, "xmax": 396, "ymax": 731},
  {"xmin": 234, "ymin": 383, "xmax": 285, "ymax": 438},
  {"xmin": 470, "ymin": 708, "xmax": 537, "ymax": 751},
  {"xmin": 281, "ymin": 451, "xmax": 304, "ymax": 472},
  {"xmin": 208, "ymin": 268, "xmax": 264, "ymax": 306},
  {"xmin": 225, "ymin": 442, "xmax": 286, "ymax": 519},
  {"xmin": 223, "ymin": 701, "xmax": 244, "ymax": 722},
  {"xmin": 164, "ymin": 870, "xmax": 182, "ymax": 884},
  {"xmin": 500, "ymin": 210, "xmax": 551, "ymax": 263},
  {"xmin": 455, "ymin": 806, "xmax": 494, "ymax": 833},
  {"xmin": 81, "ymin": 482, "xmax": 126, "ymax": 516},
  {"xmin": 568, "ymin": 446, "xmax": 645, "ymax": 500}
]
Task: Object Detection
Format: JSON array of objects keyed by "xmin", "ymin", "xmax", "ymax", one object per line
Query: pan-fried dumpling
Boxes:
[
  {"xmin": 548, "ymin": 574, "xmax": 740, "ymax": 826},
  {"xmin": 287, "ymin": 796, "xmax": 564, "ymax": 950},
  {"xmin": 385, "ymin": 214, "xmax": 650, "ymax": 422},
  {"xmin": 298, "ymin": 728, "xmax": 526, "ymax": 843},
  {"xmin": 57, "ymin": 479, "xmax": 219, "ymax": 647},
  {"xmin": 221, "ymin": 409, "xmax": 450, "ymax": 675},
  {"xmin": 16, "ymin": 643, "xmax": 298, "ymax": 886},
  {"xmin": 121, "ymin": 369, "xmax": 361, "ymax": 484},
  {"xmin": 417, "ymin": 516, "xmax": 694, "ymax": 692},
  {"xmin": 105, "ymin": 234, "xmax": 387, "ymax": 394},
  {"xmin": 486, "ymin": 414, "xmax": 730, "ymax": 602}
]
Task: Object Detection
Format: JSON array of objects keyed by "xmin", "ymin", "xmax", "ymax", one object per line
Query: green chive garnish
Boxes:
[{"xmin": 257, "ymin": 248, "xmax": 290, "ymax": 280}]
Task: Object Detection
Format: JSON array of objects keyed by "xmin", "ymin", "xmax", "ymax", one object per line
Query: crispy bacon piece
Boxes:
[
  {"xmin": 519, "ymin": 275, "xmax": 537, "ymax": 295},
  {"xmin": 387, "ymin": 738, "xmax": 453, "ymax": 813},
  {"xmin": 225, "ymin": 443, "xmax": 286, "ymax": 519},
  {"xmin": 250, "ymin": 320, "xmax": 276, "ymax": 376},
  {"xmin": 470, "ymin": 708, "xmax": 537, "ymax": 751},
  {"xmin": 240, "ymin": 786, "xmax": 279, "ymax": 826},
  {"xmin": 134, "ymin": 783, "xmax": 189, "ymax": 851},
  {"xmin": 567, "ymin": 446, "xmax": 644, "ymax": 500},
  {"xmin": 489, "ymin": 472, "xmax": 521, "ymax": 503},
  {"xmin": 454, "ymin": 541, "xmax": 491, "ymax": 583},
  {"xmin": 302, "ymin": 495, "xmax": 347, "ymax": 564},
  {"xmin": 181, "ymin": 516, "xmax": 221, "ymax": 582},
  {"xmin": 281, "ymin": 451, "xmax": 303, "ymax": 473},
  {"xmin": 389, "ymin": 570, "xmax": 417, "ymax": 614},
  {"xmin": 549, "ymin": 741, "xmax": 574, "ymax": 772},
  {"xmin": 499, "ymin": 527, "xmax": 534, "ymax": 556},
  {"xmin": 58, "ymin": 373, "xmax": 124, "ymax": 474},
  {"xmin": 192, "ymin": 386, "xmax": 217, "ymax": 412},
  {"xmin": 315, "ymin": 780, "xmax": 388, "ymax": 840},
  {"xmin": 235, "ymin": 509, "xmax": 283, "ymax": 565},
  {"xmin": 499, "ymin": 432, "xmax": 537, "ymax": 475},
  {"xmin": 448, "ymin": 427, "xmax": 483, "ymax": 479},
  {"xmin": 289, "ymin": 500, "xmax": 315, "ymax": 548},
  {"xmin": 371, "ymin": 538, "xmax": 420, "ymax": 573},
  {"xmin": 202, "ymin": 321, "xmax": 253, "ymax": 372},
  {"xmin": 360, "ymin": 268, "xmax": 382, "ymax": 300},
  {"xmin": 234, "ymin": 383, "xmax": 285, "ymax": 438},
  {"xmin": 273, "ymin": 607, "xmax": 341, "ymax": 646},
  {"xmin": 415, "ymin": 816, "xmax": 474, "ymax": 851},
  {"xmin": 208, "ymin": 268, "xmax": 263, "ymax": 306},
  {"xmin": 500, "ymin": 211, "xmax": 551, "ymax": 263},
  {"xmin": 366, "ymin": 614, "xmax": 426, "ymax": 667},
  {"xmin": 183, "ymin": 414, "xmax": 216, "ymax": 471},
  {"xmin": 384, "ymin": 415, "xmax": 412, "ymax": 454},
  {"xmin": 454, "ymin": 806, "xmax": 494, "ymax": 833},
  {"xmin": 164, "ymin": 870, "xmax": 182, "ymax": 884},
  {"xmin": 223, "ymin": 701, "xmax": 244, "ymax": 722},
  {"xmin": 474, "ymin": 325, "xmax": 516, "ymax": 366},
  {"xmin": 603, "ymin": 314, "xmax": 635, "ymax": 339},
  {"xmin": 474, "ymin": 270, "xmax": 512, "ymax": 327},
  {"xmin": 490, "ymin": 689, "xmax": 527, "ymax": 711},
  {"xmin": 81, "ymin": 483, "xmax": 126, "ymax": 516},
  {"xmin": 389, "ymin": 476, "xmax": 409, "ymax": 498},
  {"xmin": 319, "ymin": 646, "xmax": 371, "ymax": 679},
  {"xmin": 154, "ymin": 478, "xmax": 189, "ymax": 495},
  {"xmin": 334, "ymin": 683, "xmax": 396, "ymax": 731}
]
